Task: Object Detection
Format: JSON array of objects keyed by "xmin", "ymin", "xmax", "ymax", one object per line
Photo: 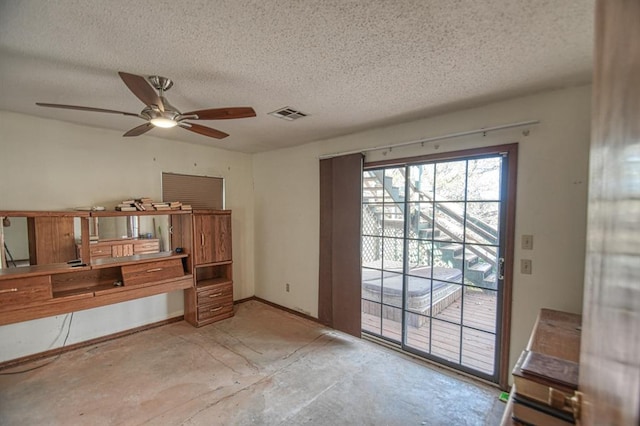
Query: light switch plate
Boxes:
[
  {"xmin": 522, "ymin": 235, "xmax": 534, "ymax": 250},
  {"xmin": 521, "ymin": 259, "xmax": 532, "ymax": 274}
]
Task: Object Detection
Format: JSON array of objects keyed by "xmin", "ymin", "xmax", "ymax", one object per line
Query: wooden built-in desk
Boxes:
[
  {"xmin": 0, "ymin": 252, "xmax": 192, "ymax": 326},
  {"xmin": 0, "ymin": 209, "xmax": 233, "ymax": 331}
]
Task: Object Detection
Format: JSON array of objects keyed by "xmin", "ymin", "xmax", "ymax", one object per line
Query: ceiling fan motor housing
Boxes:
[{"xmin": 148, "ymin": 76, "xmax": 173, "ymax": 92}]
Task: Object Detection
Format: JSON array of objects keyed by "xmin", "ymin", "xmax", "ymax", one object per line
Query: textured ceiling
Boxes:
[{"xmin": 0, "ymin": 0, "xmax": 594, "ymax": 153}]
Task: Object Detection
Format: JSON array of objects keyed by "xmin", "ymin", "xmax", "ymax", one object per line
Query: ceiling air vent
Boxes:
[{"xmin": 268, "ymin": 107, "xmax": 309, "ymax": 121}]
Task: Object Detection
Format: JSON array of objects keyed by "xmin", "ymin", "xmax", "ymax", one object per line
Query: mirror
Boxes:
[
  {"xmin": 82, "ymin": 215, "xmax": 172, "ymax": 263},
  {"xmin": 1, "ymin": 215, "xmax": 84, "ymax": 268},
  {"xmin": 91, "ymin": 215, "xmax": 168, "ymax": 244},
  {"xmin": 2, "ymin": 217, "xmax": 30, "ymax": 267},
  {"xmin": 0, "ymin": 213, "xmax": 176, "ymax": 269}
]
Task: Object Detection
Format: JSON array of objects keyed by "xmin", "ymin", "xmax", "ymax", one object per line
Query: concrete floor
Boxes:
[{"xmin": 0, "ymin": 300, "xmax": 505, "ymax": 425}]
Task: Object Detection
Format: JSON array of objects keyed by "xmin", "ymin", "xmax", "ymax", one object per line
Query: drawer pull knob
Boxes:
[
  {"xmin": 208, "ymin": 292, "xmax": 224, "ymax": 298},
  {"xmin": 0, "ymin": 288, "xmax": 18, "ymax": 294},
  {"xmin": 146, "ymin": 268, "xmax": 163, "ymax": 273},
  {"xmin": 210, "ymin": 306, "xmax": 223, "ymax": 312}
]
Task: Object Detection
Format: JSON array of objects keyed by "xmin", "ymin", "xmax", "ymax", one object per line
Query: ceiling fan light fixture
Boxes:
[
  {"xmin": 36, "ymin": 72, "xmax": 255, "ymax": 140},
  {"xmin": 150, "ymin": 117, "xmax": 178, "ymax": 128}
]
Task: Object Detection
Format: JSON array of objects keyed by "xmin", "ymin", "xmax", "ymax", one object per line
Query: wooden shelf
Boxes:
[
  {"xmin": 0, "ymin": 210, "xmax": 90, "ymax": 218},
  {"xmin": 195, "ymin": 260, "xmax": 232, "ymax": 268},
  {"xmin": 0, "ymin": 262, "xmax": 90, "ymax": 279},
  {"xmin": 91, "ymin": 210, "xmax": 191, "ymax": 217},
  {"xmin": 196, "ymin": 277, "xmax": 232, "ymax": 288}
]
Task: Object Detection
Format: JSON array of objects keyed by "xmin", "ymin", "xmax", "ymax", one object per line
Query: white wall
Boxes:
[
  {"xmin": 252, "ymin": 85, "xmax": 591, "ymax": 375},
  {"xmin": 1, "ymin": 85, "xmax": 591, "ymax": 375},
  {"xmin": 0, "ymin": 111, "xmax": 255, "ymax": 362}
]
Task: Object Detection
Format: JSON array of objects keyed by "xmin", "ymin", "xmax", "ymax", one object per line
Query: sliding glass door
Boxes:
[{"xmin": 361, "ymin": 146, "xmax": 515, "ymax": 383}]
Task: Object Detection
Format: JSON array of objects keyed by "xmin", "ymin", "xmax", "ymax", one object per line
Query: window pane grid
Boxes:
[{"xmin": 362, "ymin": 155, "xmax": 503, "ymax": 380}]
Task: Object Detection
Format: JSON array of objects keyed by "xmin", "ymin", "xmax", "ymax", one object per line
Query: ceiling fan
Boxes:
[{"xmin": 36, "ymin": 72, "xmax": 256, "ymax": 139}]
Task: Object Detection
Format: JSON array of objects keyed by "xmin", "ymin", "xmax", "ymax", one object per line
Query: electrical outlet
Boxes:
[
  {"xmin": 286, "ymin": 283, "xmax": 290, "ymax": 292},
  {"xmin": 522, "ymin": 235, "xmax": 534, "ymax": 250},
  {"xmin": 521, "ymin": 259, "xmax": 532, "ymax": 275}
]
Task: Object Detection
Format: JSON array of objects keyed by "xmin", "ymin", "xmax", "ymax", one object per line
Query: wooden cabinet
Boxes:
[
  {"xmin": 185, "ymin": 210, "xmax": 234, "ymax": 327},
  {"xmin": 193, "ymin": 211, "xmax": 232, "ymax": 265}
]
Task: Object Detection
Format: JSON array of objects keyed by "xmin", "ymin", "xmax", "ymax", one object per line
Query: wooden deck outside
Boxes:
[{"xmin": 362, "ymin": 289, "xmax": 497, "ymax": 375}]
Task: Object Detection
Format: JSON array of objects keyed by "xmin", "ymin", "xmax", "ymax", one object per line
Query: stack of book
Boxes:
[
  {"xmin": 511, "ymin": 350, "xmax": 579, "ymax": 425},
  {"xmin": 116, "ymin": 200, "xmax": 137, "ymax": 212},
  {"xmin": 151, "ymin": 202, "xmax": 171, "ymax": 211},
  {"xmin": 115, "ymin": 198, "xmax": 192, "ymax": 212},
  {"xmin": 138, "ymin": 197, "xmax": 154, "ymax": 211}
]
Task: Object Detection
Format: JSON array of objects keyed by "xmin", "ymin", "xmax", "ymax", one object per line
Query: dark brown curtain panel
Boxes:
[{"xmin": 319, "ymin": 153, "xmax": 363, "ymax": 337}]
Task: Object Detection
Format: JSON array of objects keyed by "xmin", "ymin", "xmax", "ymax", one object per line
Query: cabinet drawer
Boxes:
[
  {"xmin": 89, "ymin": 246, "xmax": 111, "ymax": 258},
  {"xmin": 197, "ymin": 283, "xmax": 233, "ymax": 304},
  {"xmin": 111, "ymin": 244, "xmax": 134, "ymax": 258},
  {"xmin": 0, "ymin": 276, "xmax": 51, "ymax": 306},
  {"xmin": 197, "ymin": 300, "xmax": 233, "ymax": 321},
  {"xmin": 198, "ymin": 294, "xmax": 233, "ymax": 311},
  {"xmin": 121, "ymin": 259, "xmax": 184, "ymax": 286}
]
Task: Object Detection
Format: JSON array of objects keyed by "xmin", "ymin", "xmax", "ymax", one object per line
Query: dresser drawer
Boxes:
[
  {"xmin": 88, "ymin": 245, "xmax": 111, "ymax": 259},
  {"xmin": 197, "ymin": 300, "xmax": 233, "ymax": 321},
  {"xmin": 198, "ymin": 294, "xmax": 233, "ymax": 311},
  {"xmin": 197, "ymin": 283, "xmax": 233, "ymax": 304},
  {"xmin": 121, "ymin": 258, "xmax": 184, "ymax": 286},
  {"xmin": 0, "ymin": 276, "xmax": 51, "ymax": 306},
  {"xmin": 111, "ymin": 244, "xmax": 134, "ymax": 258}
]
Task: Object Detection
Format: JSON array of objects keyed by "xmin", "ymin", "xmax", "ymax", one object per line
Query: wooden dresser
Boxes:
[{"xmin": 501, "ymin": 309, "xmax": 582, "ymax": 425}]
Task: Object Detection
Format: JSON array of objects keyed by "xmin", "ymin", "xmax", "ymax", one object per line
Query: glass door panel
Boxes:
[{"xmin": 362, "ymin": 154, "xmax": 508, "ymax": 383}]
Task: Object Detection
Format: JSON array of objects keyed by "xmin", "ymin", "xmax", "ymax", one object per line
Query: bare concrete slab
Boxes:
[{"xmin": 0, "ymin": 300, "xmax": 505, "ymax": 425}]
